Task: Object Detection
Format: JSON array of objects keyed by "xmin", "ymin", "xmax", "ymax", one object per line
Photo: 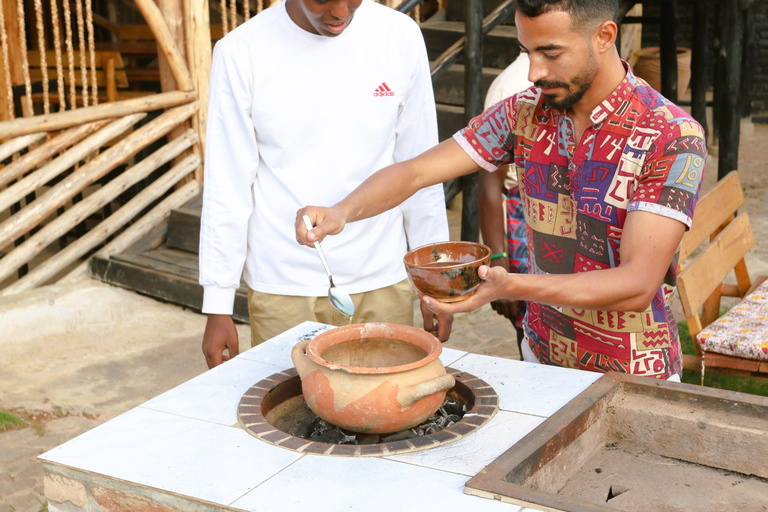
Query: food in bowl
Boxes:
[{"xmin": 403, "ymin": 241, "xmax": 491, "ymax": 302}]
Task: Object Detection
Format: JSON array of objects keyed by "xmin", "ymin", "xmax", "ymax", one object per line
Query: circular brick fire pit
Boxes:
[{"xmin": 238, "ymin": 367, "xmax": 499, "ymax": 457}]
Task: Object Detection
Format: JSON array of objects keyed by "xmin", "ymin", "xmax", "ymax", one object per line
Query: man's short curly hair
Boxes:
[{"xmin": 516, "ymin": 0, "xmax": 618, "ymax": 33}]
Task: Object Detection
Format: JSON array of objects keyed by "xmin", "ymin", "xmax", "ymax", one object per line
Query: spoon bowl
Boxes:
[{"xmin": 302, "ymin": 215, "xmax": 356, "ymax": 317}]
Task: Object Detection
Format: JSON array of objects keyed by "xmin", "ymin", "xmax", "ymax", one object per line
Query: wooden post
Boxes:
[
  {"xmin": 183, "ymin": 0, "xmax": 212, "ymax": 182},
  {"xmin": 134, "ymin": 0, "xmax": 194, "ymax": 92},
  {"xmin": 0, "ymin": 90, "xmax": 196, "ymax": 139},
  {"xmin": 461, "ymin": 0, "xmax": 482, "ymax": 243},
  {"xmin": 740, "ymin": 0, "xmax": 755, "ymax": 120},
  {"xmin": 691, "ymin": 0, "xmax": 709, "ymax": 139},
  {"xmin": 158, "ymin": 0, "xmax": 194, "ymax": 182},
  {"xmin": 718, "ymin": 0, "xmax": 742, "ymax": 179},
  {"xmin": 659, "ymin": 0, "xmax": 678, "ymax": 103}
]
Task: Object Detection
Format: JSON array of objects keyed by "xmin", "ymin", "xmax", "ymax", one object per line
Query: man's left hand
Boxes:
[
  {"xmin": 420, "ymin": 300, "xmax": 453, "ymax": 342},
  {"xmin": 418, "ymin": 265, "xmax": 511, "ymax": 316}
]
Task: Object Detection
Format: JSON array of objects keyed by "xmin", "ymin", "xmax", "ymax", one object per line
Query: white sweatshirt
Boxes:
[{"xmin": 200, "ymin": 0, "xmax": 449, "ymax": 315}]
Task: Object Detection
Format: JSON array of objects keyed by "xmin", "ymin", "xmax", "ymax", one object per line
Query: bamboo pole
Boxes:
[
  {"xmin": 0, "ymin": 132, "xmax": 46, "ymax": 162},
  {"xmin": 0, "ymin": 101, "xmax": 199, "ymax": 251},
  {"xmin": 183, "ymin": 0, "xmax": 211, "ymax": 179},
  {"xmin": 0, "ymin": 90, "xmax": 197, "ymax": 139},
  {"xmin": 59, "ymin": 180, "xmax": 200, "ymax": 282},
  {"xmin": 0, "ymin": 115, "xmax": 141, "ymax": 210},
  {"xmin": 1, "ymin": 153, "xmax": 200, "ymax": 293},
  {"xmin": 134, "ymin": 0, "xmax": 194, "ymax": 92},
  {"xmin": 0, "ymin": 120, "xmax": 109, "ymax": 189}
]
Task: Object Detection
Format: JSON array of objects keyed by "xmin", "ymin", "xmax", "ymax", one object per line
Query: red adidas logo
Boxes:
[{"xmin": 373, "ymin": 82, "xmax": 394, "ymax": 97}]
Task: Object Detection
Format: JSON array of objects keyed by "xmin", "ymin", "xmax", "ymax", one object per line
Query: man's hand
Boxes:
[
  {"xmin": 295, "ymin": 206, "xmax": 347, "ymax": 247},
  {"xmin": 202, "ymin": 314, "xmax": 239, "ymax": 368},
  {"xmin": 418, "ymin": 265, "xmax": 511, "ymax": 316},
  {"xmin": 488, "ymin": 256, "xmax": 524, "ymax": 321},
  {"xmin": 420, "ymin": 301, "xmax": 454, "ymax": 342}
]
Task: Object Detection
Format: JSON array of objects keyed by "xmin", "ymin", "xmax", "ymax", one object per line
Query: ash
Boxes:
[{"xmin": 304, "ymin": 400, "xmax": 466, "ymax": 445}]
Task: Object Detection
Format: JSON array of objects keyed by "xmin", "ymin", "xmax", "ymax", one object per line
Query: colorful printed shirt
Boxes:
[{"xmin": 455, "ymin": 64, "xmax": 706, "ymax": 379}]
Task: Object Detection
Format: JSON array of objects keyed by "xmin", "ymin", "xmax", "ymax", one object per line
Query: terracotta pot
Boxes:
[
  {"xmin": 633, "ymin": 46, "xmax": 692, "ymax": 96},
  {"xmin": 404, "ymin": 241, "xmax": 491, "ymax": 303},
  {"xmin": 291, "ymin": 323, "xmax": 455, "ymax": 434}
]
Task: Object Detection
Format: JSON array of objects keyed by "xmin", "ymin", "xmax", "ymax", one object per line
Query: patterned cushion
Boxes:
[{"xmin": 698, "ymin": 281, "xmax": 768, "ymax": 361}]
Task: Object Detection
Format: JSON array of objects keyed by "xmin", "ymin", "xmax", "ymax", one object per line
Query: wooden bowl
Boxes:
[{"xmin": 403, "ymin": 241, "xmax": 491, "ymax": 303}]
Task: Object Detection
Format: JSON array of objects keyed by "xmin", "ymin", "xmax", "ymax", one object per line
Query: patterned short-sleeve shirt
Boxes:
[{"xmin": 455, "ymin": 64, "xmax": 706, "ymax": 379}]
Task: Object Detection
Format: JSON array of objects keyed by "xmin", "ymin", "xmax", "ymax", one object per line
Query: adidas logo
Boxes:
[{"xmin": 373, "ymin": 82, "xmax": 395, "ymax": 97}]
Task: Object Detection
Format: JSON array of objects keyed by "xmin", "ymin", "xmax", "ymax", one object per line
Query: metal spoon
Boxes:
[{"xmin": 302, "ymin": 215, "xmax": 356, "ymax": 317}]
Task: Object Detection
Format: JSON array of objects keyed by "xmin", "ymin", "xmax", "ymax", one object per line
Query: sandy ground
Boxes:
[{"xmin": 1, "ymin": 123, "xmax": 766, "ymax": 512}]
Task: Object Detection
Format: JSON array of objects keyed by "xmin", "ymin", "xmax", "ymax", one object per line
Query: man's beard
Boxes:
[{"xmin": 536, "ymin": 53, "xmax": 599, "ymax": 111}]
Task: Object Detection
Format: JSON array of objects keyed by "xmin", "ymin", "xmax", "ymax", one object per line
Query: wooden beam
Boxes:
[
  {"xmin": 2, "ymin": 153, "xmax": 200, "ymax": 294},
  {"xmin": 134, "ymin": 0, "xmax": 194, "ymax": 92},
  {"xmin": 158, "ymin": 0, "xmax": 193, "ymax": 175},
  {"xmin": 0, "ymin": 116, "xmax": 141, "ymax": 211},
  {"xmin": 0, "ymin": 120, "xmax": 110, "ymax": 188},
  {"xmin": 0, "ymin": 90, "xmax": 196, "ymax": 139},
  {"xmin": 0, "ymin": 101, "xmax": 198, "ymax": 251},
  {"xmin": 659, "ymin": 0, "xmax": 678, "ymax": 103},
  {"xmin": 690, "ymin": 0, "xmax": 709, "ymax": 138},
  {"xmin": 183, "ymin": 0, "xmax": 212, "ymax": 179}
]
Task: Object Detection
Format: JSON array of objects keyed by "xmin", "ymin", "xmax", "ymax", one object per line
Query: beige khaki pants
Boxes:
[{"xmin": 247, "ymin": 279, "xmax": 414, "ymax": 347}]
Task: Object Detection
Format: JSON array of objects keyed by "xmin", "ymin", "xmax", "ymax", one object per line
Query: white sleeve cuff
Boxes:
[{"xmin": 202, "ymin": 286, "xmax": 237, "ymax": 315}]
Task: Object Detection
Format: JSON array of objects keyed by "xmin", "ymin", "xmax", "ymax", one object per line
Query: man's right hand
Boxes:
[
  {"xmin": 295, "ymin": 206, "xmax": 347, "ymax": 247},
  {"xmin": 202, "ymin": 314, "xmax": 239, "ymax": 368}
]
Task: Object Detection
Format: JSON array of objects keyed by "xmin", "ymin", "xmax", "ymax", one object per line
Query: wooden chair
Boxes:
[{"xmin": 677, "ymin": 170, "xmax": 768, "ymax": 380}]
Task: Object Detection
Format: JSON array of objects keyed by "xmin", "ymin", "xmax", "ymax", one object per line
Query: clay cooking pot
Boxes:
[{"xmin": 291, "ymin": 323, "xmax": 455, "ymax": 434}]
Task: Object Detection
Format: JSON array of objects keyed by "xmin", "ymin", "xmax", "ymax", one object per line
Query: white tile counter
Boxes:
[{"xmin": 39, "ymin": 322, "xmax": 601, "ymax": 512}]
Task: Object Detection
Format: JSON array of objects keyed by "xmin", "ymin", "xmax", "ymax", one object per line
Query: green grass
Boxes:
[
  {"xmin": 0, "ymin": 410, "xmax": 27, "ymax": 432},
  {"xmin": 678, "ymin": 321, "xmax": 768, "ymax": 396}
]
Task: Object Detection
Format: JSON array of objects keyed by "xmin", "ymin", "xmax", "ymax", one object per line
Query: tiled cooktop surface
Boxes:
[{"xmin": 39, "ymin": 322, "xmax": 600, "ymax": 511}]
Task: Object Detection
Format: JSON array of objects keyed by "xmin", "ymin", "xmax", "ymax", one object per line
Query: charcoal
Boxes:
[{"xmin": 380, "ymin": 429, "xmax": 420, "ymax": 443}]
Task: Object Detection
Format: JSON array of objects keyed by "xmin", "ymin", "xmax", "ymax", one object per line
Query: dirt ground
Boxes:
[{"xmin": 1, "ymin": 123, "xmax": 766, "ymax": 512}]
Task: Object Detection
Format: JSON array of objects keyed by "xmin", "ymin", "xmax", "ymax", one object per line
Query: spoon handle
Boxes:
[{"xmin": 302, "ymin": 215, "xmax": 334, "ymax": 281}]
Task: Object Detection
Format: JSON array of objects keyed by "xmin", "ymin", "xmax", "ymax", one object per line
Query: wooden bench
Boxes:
[
  {"xmin": 26, "ymin": 50, "xmax": 128, "ymax": 105},
  {"xmin": 677, "ymin": 170, "xmax": 768, "ymax": 380}
]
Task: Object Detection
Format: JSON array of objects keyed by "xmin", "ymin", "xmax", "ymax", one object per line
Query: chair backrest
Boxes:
[{"xmin": 677, "ymin": 171, "xmax": 755, "ymax": 346}]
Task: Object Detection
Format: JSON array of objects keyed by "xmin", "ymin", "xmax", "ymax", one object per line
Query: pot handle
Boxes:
[
  {"xmin": 401, "ymin": 374, "xmax": 456, "ymax": 408},
  {"xmin": 291, "ymin": 338, "xmax": 313, "ymax": 378}
]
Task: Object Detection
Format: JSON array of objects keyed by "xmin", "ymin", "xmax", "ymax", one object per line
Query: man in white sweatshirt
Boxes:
[{"xmin": 199, "ymin": 0, "xmax": 452, "ymax": 368}]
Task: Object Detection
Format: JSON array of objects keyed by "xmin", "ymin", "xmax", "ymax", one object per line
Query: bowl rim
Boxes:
[
  {"xmin": 306, "ymin": 322, "xmax": 443, "ymax": 375},
  {"xmin": 403, "ymin": 241, "xmax": 492, "ymax": 270}
]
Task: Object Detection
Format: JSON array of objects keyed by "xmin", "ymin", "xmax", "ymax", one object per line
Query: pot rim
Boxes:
[
  {"xmin": 306, "ymin": 322, "xmax": 443, "ymax": 375},
  {"xmin": 403, "ymin": 241, "xmax": 491, "ymax": 270}
]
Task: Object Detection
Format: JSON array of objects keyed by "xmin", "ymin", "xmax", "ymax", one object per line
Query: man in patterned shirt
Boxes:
[{"xmin": 296, "ymin": 0, "xmax": 706, "ymax": 380}]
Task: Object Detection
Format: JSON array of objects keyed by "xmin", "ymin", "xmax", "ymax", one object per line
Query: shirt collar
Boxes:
[{"xmin": 589, "ymin": 60, "xmax": 635, "ymax": 127}]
